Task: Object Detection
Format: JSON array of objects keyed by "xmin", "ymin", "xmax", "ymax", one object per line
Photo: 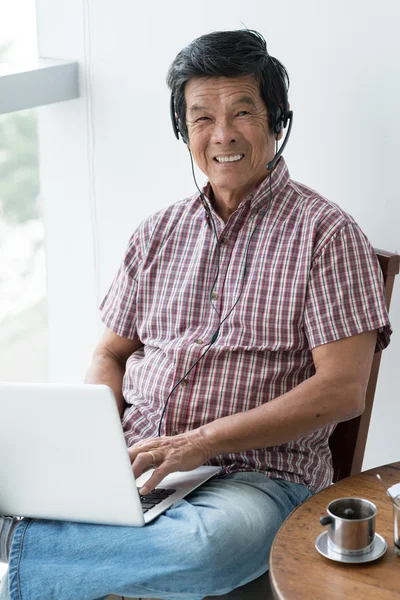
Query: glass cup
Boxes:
[{"xmin": 394, "ymin": 499, "xmax": 400, "ymax": 556}]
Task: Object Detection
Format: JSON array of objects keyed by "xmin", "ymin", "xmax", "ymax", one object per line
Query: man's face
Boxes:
[{"xmin": 185, "ymin": 75, "xmax": 278, "ymax": 201}]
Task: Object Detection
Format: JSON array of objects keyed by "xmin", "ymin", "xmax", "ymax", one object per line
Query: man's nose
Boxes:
[{"xmin": 211, "ymin": 120, "xmax": 237, "ymax": 145}]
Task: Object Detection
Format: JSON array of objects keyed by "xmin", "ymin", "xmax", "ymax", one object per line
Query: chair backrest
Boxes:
[{"xmin": 329, "ymin": 249, "xmax": 400, "ymax": 483}]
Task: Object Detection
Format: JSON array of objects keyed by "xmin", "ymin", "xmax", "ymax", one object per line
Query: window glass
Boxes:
[
  {"xmin": 0, "ymin": 1, "xmax": 42, "ymax": 581},
  {"xmin": 0, "ymin": 3, "xmax": 46, "ymax": 388},
  {"xmin": 0, "ymin": 107, "xmax": 47, "ymax": 383}
]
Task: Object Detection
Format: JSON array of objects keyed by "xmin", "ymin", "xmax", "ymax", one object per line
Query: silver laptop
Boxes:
[{"xmin": 0, "ymin": 382, "xmax": 220, "ymax": 527}]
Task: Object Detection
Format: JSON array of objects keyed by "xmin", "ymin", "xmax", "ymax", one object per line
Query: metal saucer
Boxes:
[{"xmin": 315, "ymin": 531, "xmax": 387, "ymax": 564}]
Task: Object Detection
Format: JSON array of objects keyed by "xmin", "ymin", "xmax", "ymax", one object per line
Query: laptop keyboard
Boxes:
[{"xmin": 139, "ymin": 487, "xmax": 176, "ymax": 513}]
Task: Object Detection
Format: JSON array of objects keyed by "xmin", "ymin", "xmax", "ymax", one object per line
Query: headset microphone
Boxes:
[{"xmin": 266, "ymin": 110, "xmax": 293, "ymax": 172}]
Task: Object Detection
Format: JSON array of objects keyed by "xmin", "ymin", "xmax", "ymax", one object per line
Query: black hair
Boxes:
[{"xmin": 166, "ymin": 29, "xmax": 289, "ymax": 141}]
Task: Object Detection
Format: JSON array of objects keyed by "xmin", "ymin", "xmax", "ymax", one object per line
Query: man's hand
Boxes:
[{"xmin": 128, "ymin": 430, "xmax": 211, "ymax": 495}]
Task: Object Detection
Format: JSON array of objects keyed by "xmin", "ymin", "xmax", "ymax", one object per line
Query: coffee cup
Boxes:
[{"xmin": 320, "ymin": 497, "xmax": 376, "ymax": 556}]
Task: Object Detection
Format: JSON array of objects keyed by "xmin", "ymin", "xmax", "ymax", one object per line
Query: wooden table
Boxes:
[{"xmin": 269, "ymin": 462, "xmax": 400, "ymax": 599}]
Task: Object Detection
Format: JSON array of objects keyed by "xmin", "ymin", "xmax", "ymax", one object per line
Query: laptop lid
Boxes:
[
  {"xmin": 0, "ymin": 382, "xmax": 151, "ymax": 526},
  {"xmin": 0, "ymin": 382, "xmax": 220, "ymax": 527}
]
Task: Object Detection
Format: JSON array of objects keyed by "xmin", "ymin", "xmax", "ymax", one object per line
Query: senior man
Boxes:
[{"xmin": 0, "ymin": 29, "xmax": 392, "ymax": 600}]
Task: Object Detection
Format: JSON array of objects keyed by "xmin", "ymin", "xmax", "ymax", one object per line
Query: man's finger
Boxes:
[
  {"xmin": 128, "ymin": 443, "xmax": 152, "ymax": 463},
  {"xmin": 139, "ymin": 466, "xmax": 170, "ymax": 496},
  {"xmin": 131, "ymin": 451, "xmax": 154, "ymax": 479},
  {"xmin": 128, "ymin": 440, "xmax": 162, "ymax": 463}
]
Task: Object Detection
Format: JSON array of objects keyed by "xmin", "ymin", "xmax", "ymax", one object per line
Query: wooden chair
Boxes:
[
  {"xmin": 329, "ymin": 249, "xmax": 400, "ymax": 481},
  {"xmin": 109, "ymin": 248, "xmax": 400, "ymax": 600}
]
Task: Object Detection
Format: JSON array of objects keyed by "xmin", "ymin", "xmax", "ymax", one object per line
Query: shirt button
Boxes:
[
  {"xmin": 180, "ymin": 380, "xmax": 187, "ymax": 388},
  {"xmin": 220, "ymin": 237, "xmax": 228, "ymax": 246},
  {"xmin": 171, "ymin": 430, "xmax": 179, "ymax": 436},
  {"xmin": 211, "ymin": 292, "xmax": 218, "ymax": 300},
  {"xmin": 195, "ymin": 338, "xmax": 204, "ymax": 345}
]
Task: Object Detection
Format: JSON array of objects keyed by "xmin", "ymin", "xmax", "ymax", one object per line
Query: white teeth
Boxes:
[{"xmin": 215, "ymin": 154, "xmax": 244, "ymax": 163}]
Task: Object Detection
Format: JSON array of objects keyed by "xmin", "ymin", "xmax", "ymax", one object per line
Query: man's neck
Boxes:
[
  {"xmin": 210, "ymin": 190, "xmax": 239, "ymax": 223},
  {"xmin": 210, "ymin": 178, "xmax": 263, "ymax": 223}
]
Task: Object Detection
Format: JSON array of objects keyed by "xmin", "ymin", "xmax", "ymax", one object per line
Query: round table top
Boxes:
[{"xmin": 269, "ymin": 462, "xmax": 400, "ymax": 600}]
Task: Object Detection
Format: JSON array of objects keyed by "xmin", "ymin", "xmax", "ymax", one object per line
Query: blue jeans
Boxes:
[{"xmin": 1, "ymin": 472, "xmax": 311, "ymax": 600}]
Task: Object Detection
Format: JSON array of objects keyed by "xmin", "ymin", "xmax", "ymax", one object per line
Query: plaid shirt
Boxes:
[{"xmin": 100, "ymin": 158, "xmax": 391, "ymax": 493}]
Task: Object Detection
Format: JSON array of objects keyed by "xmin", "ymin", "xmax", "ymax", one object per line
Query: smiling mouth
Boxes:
[{"xmin": 214, "ymin": 154, "xmax": 245, "ymax": 164}]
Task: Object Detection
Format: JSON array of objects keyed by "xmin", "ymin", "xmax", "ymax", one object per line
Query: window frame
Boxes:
[{"xmin": 0, "ymin": 59, "xmax": 79, "ymax": 114}]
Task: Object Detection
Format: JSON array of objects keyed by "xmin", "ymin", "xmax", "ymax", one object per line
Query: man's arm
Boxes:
[
  {"xmin": 85, "ymin": 327, "xmax": 143, "ymax": 417},
  {"xmin": 129, "ymin": 329, "xmax": 377, "ymax": 494},
  {"xmin": 199, "ymin": 329, "xmax": 377, "ymax": 455}
]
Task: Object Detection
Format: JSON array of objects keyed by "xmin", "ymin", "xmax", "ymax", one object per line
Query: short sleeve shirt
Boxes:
[{"xmin": 100, "ymin": 158, "xmax": 391, "ymax": 493}]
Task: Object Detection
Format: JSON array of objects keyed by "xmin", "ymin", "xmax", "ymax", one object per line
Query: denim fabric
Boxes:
[{"xmin": 2, "ymin": 473, "xmax": 311, "ymax": 600}]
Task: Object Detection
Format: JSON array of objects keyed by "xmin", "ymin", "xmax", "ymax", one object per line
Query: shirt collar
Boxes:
[{"xmin": 198, "ymin": 157, "xmax": 290, "ymax": 216}]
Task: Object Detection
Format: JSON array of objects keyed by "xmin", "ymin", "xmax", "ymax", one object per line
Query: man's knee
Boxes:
[{"xmin": 188, "ymin": 520, "xmax": 271, "ymax": 592}]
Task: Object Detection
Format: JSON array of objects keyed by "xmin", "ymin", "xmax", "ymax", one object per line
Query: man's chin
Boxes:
[
  {"xmin": 210, "ymin": 178, "xmax": 254, "ymax": 197},
  {"xmin": 210, "ymin": 177, "xmax": 247, "ymax": 191}
]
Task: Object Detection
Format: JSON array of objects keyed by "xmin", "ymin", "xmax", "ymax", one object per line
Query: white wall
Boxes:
[{"xmin": 36, "ymin": 0, "xmax": 400, "ymax": 469}]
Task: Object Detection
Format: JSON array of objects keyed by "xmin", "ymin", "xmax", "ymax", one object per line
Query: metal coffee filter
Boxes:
[{"xmin": 328, "ymin": 497, "xmax": 375, "ymax": 520}]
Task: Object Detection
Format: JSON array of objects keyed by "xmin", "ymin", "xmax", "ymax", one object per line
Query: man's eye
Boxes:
[
  {"xmin": 237, "ymin": 111, "xmax": 249, "ymax": 117},
  {"xmin": 196, "ymin": 116, "xmax": 210, "ymax": 122}
]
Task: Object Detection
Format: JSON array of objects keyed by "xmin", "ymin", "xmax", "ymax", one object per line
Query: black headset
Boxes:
[
  {"xmin": 169, "ymin": 76, "xmax": 293, "ymax": 172},
  {"xmin": 158, "ymin": 67, "xmax": 293, "ymax": 437}
]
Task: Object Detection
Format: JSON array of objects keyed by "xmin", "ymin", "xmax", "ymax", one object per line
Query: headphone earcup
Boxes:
[
  {"xmin": 177, "ymin": 117, "xmax": 188, "ymax": 145},
  {"xmin": 273, "ymin": 106, "xmax": 284, "ymax": 135}
]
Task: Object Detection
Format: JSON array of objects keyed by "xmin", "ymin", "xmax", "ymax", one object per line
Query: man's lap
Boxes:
[{"xmin": 3, "ymin": 472, "xmax": 311, "ymax": 600}]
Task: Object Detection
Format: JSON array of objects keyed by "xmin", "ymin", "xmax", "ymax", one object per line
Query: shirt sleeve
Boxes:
[
  {"xmin": 304, "ymin": 222, "xmax": 392, "ymax": 352},
  {"xmin": 99, "ymin": 229, "xmax": 142, "ymax": 340}
]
